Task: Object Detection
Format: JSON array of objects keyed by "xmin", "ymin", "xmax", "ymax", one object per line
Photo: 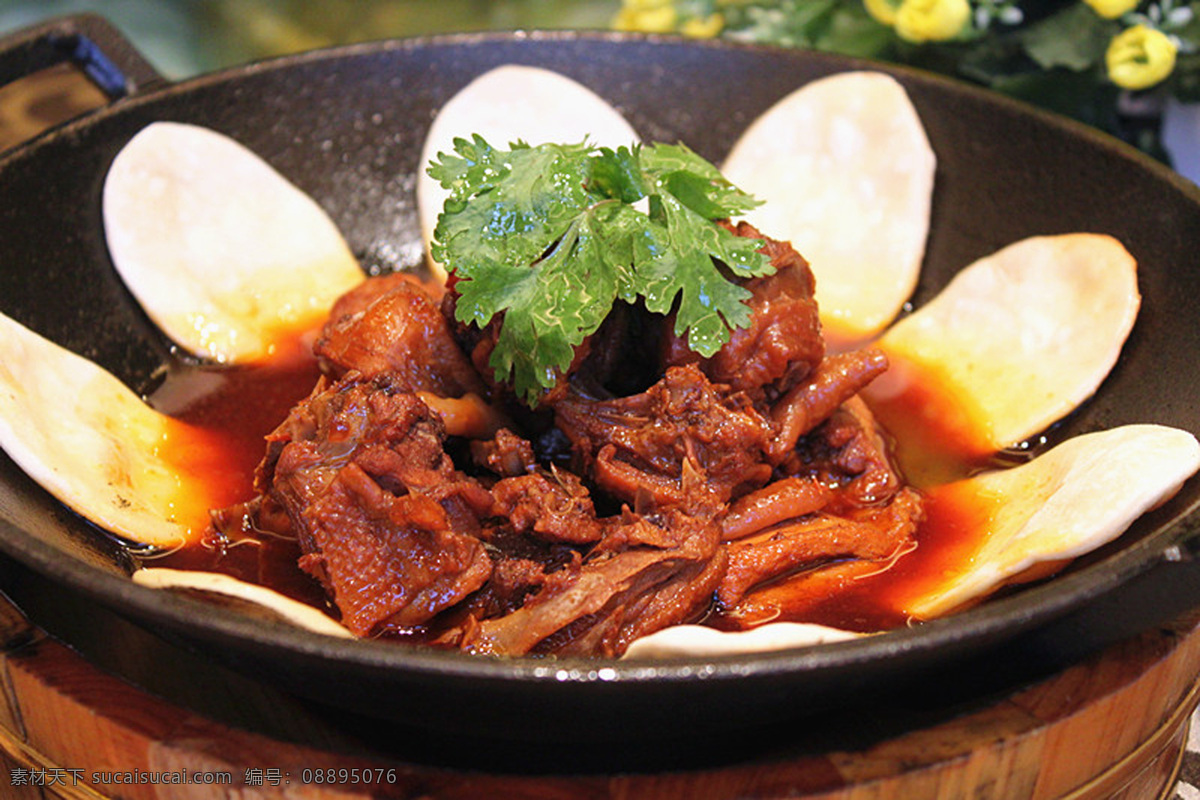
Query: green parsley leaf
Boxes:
[{"xmin": 427, "ymin": 136, "xmax": 774, "ymax": 405}]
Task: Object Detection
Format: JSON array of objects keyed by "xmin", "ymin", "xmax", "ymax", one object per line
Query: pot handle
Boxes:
[{"xmin": 0, "ymin": 13, "xmax": 165, "ymax": 102}]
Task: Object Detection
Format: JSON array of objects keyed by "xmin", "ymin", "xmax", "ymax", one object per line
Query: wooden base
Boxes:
[{"xmin": 0, "ymin": 587, "xmax": 1194, "ymax": 800}]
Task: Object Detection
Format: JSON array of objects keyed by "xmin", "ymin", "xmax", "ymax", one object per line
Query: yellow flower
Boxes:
[
  {"xmin": 613, "ymin": 0, "xmax": 679, "ymax": 33},
  {"xmin": 893, "ymin": 0, "xmax": 971, "ymax": 43},
  {"xmin": 1082, "ymin": 0, "xmax": 1139, "ymax": 19},
  {"xmin": 1106, "ymin": 25, "xmax": 1177, "ymax": 90},
  {"xmin": 681, "ymin": 13, "xmax": 725, "ymax": 38},
  {"xmin": 864, "ymin": 0, "xmax": 901, "ymax": 26}
]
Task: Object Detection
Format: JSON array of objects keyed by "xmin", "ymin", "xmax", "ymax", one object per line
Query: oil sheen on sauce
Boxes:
[
  {"xmin": 142, "ymin": 329, "xmax": 1016, "ymax": 636},
  {"xmin": 142, "ymin": 333, "xmax": 325, "ymax": 606},
  {"xmin": 712, "ymin": 357, "xmax": 1015, "ymax": 633}
]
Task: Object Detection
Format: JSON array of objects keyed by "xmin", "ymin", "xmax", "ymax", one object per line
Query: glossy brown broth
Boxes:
[
  {"xmin": 142, "ymin": 334, "xmax": 324, "ymax": 604},
  {"xmin": 142, "ymin": 319, "xmax": 1006, "ymax": 634}
]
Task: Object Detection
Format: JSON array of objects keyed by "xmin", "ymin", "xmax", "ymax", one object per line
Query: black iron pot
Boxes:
[{"xmin": 2, "ymin": 14, "xmax": 1200, "ymax": 765}]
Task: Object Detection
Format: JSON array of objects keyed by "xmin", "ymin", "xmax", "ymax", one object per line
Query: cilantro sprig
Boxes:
[{"xmin": 428, "ymin": 135, "xmax": 774, "ymax": 406}]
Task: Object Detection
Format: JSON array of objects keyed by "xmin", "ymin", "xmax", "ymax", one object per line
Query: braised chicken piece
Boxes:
[
  {"xmin": 717, "ymin": 488, "xmax": 923, "ymax": 608},
  {"xmin": 251, "ymin": 369, "xmax": 734, "ymax": 649},
  {"xmin": 209, "ymin": 217, "xmax": 922, "ymax": 656},
  {"xmin": 259, "ymin": 375, "xmax": 494, "ymax": 637},
  {"xmin": 491, "ymin": 466, "xmax": 604, "ymax": 545},
  {"xmin": 460, "ymin": 509, "xmax": 725, "ymax": 657},
  {"xmin": 315, "ymin": 275, "xmax": 484, "ymax": 397},
  {"xmin": 323, "ymin": 270, "xmax": 425, "ymax": 320},
  {"xmin": 470, "ymin": 427, "xmax": 537, "ymax": 477},
  {"xmin": 661, "ymin": 221, "xmax": 824, "ymax": 400},
  {"xmin": 768, "ymin": 351, "xmax": 890, "ymax": 463},
  {"xmin": 779, "ymin": 395, "xmax": 904, "ymax": 512},
  {"xmin": 719, "ymin": 477, "xmax": 834, "ymax": 541},
  {"xmin": 555, "ymin": 365, "xmax": 775, "ymax": 512}
]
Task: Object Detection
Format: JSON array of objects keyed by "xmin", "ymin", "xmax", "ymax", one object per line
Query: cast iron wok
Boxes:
[{"xmin": 2, "ymin": 14, "xmax": 1200, "ymax": 751}]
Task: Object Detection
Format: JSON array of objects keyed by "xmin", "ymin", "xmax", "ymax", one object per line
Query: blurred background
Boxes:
[
  {"xmin": 0, "ymin": 0, "xmax": 621, "ymax": 78},
  {"xmin": 0, "ymin": 0, "xmax": 621, "ymax": 152},
  {"xmin": 0, "ymin": 0, "xmax": 1198, "ymax": 181}
]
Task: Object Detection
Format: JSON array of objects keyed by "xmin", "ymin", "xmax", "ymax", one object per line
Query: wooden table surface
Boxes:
[{"xmin": 0, "ymin": 561, "xmax": 1196, "ymax": 800}]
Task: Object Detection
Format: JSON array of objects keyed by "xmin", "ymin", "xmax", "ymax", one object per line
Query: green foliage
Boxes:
[
  {"xmin": 428, "ymin": 136, "xmax": 773, "ymax": 406},
  {"xmin": 717, "ymin": 0, "xmax": 896, "ymax": 56},
  {"xmin": 622, "ymin": 1, "xmax": 1200, "ymax": 158}
]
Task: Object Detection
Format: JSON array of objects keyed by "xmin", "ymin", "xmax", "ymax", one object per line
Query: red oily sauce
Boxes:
[
  {"xmin": 709, "ymin": 482, "xmax": 1001, "ymax": 633},
  {"xmin": 710, "ymin": 354, "xmax": 1030, "ymax": 633},
  {"xmin": 149, "ymin": 334, "xmax": 321, "ymax": 508},
  {"xmin": 140, "ymin": 329, "xmax": 1017, "ymax": 637},
  {"xmin": 864, "ymin": 356, "xmax": 1002, "ymax": 489},
  {"xmin": 140, "ymin": 333, "xmax": 325, "ymax": 606}
]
